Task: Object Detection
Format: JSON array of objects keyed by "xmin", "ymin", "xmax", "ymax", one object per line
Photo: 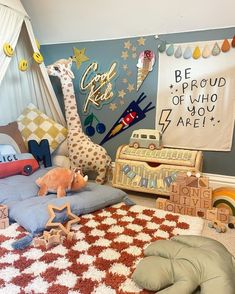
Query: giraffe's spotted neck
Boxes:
[{"xmin": 60, "ymin": 75, "xmax": 82, "ymax": 132}]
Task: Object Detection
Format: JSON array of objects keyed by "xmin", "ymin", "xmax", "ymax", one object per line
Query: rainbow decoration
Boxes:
[{"xmin": 212, "ymin": 187, "xmax": 235, "ymax": 216}]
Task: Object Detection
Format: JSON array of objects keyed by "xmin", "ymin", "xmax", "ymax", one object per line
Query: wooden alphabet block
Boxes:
[
  {"xmin": 180, "ymin": 186, "xmax": 191, "ymax": 197},
  {"xmin": 156, "ymin": 198, "xmax": 167, "ymax": 210},
  {"xmin": 186, "ymin": 176, "xmax": 198, "ymax": 188},
  {"xmin": 170, "ymin": 193, "xmax": 180, "ymax": 204},
  {"xmin": 165, "ymin": 201, "xmax": 175, "ymax": 212},
  {"xmin": 190, "ymin": 187, "xmax": 201, "ymax": 198},
  {"xmin": 217, "ymin": 207, "xmax": 230, "ymax": 223},
  {"xmin": 195, "ymin": 208, "xmax": 207, "ymax": 218},
  {"xmin": 200, "ymin": 198, "xmax": 212, "ymax": 209},
  {"xmin": 190, "ymin": 197, "xmax": 201, "ymax": 208},
  {"xmin": 0, "ymin": 205, "xmax": 8, "ymax": 219},
  {"xmin": 179, "ymin": 195, "xmax": 190, "ymax": 206},
  {"xmin": 0, "ymin": 218, "xmax": 9, "ymax": 229},
  {"xmin": 185, "ymin": 206, "xmax": 196, "ymax": 216},
  {"xmin": 200, "ymin": 188, "xmax": 212, "ymax": 200},
  {"xmin": 170, "ymin": 183, "xmax": 179, "ymax": 194},
  {"xmin": 206, "ymin": 208, "xmax": 218, "ymax": 221},
  {"xmin": 198, "ymin": 177, "xmax": 209, "ymax": 188},
  {"xmin": 174, "ymin": 204, "xmax": 185, "ymax": 215}
]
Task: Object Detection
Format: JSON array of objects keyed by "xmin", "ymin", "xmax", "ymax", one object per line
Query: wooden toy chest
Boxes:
[{"xmin": 112, "ymin": 145, "xmax": 203, "ymax": 196}]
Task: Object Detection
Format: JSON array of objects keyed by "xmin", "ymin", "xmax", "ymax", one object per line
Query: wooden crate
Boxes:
[{"xmin": 112, "ymin": 145, "xmax": 203, "ymax": 197}]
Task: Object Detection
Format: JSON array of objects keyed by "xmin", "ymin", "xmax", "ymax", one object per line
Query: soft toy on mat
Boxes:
[
  {"xmin": 36, "ymin": 167, "xmax": 88, "ymax": 197},
  {"xmin": 132, "ymin": 235, "xmax": 235, "ymax": 294}
]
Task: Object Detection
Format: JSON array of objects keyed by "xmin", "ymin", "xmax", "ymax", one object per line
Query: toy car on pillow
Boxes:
[{"xmin": 0, "ymin": 153, "xmax": 39, "ymax": 179}]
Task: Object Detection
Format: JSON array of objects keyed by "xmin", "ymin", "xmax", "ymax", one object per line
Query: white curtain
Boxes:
[{"xmin": 0, "ymin": 2, "xmax": 66, "ymax": 126}]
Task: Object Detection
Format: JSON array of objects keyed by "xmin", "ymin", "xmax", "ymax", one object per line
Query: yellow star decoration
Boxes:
[
  {"xmin": 73, "ymin": 47, "xmax": 89, "ymax": 69},
  {"xmin": 127, "ymin": 83, "xmax": 135, "ymax": 92},
  {"xmin": 120, "ymin": 99, "xmax": 125, "ymax": 106},
  {"xmin": 132, "ymin": 52, "xmax": 137, "ymax": 59},
  {"xmin": 122, "ymin": 78, "xmax": 128, "ymax": 84},
  {"xmin": 122, "ymin": 64, "xmax": 128, "ymax": 71},
  {"xmin": 109, "ymin": 103, "xmax": 117, "ymax": 111},
  {"xmin": 132, "ymin": 46, "xmax": 137, "ymax": 52},
  {"xmin": 137, "ymin": 37, "xmax": 146, "ymax": 46},
  {"xmin": 127, "ymin": 70, "xmax": 132, "ymax": 76},
  {"xmin": 121, "ymin": 51, "xmax": 129, "ymax": 60},
  {"xmin": 124, "ymin": 40, "xmax": 132, "ymax": 49},
  {"xmin": 118, "ymin": 89, "xmax": 126, "ymax": 98},
  {"xmin": 46, "ymin": 203, "xmax": 80, "ymax": 235}
]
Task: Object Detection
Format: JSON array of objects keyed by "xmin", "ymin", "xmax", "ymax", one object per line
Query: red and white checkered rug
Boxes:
[{"xmin": 0, "ymin": 203, "xmax": 204, "ymax": 294}]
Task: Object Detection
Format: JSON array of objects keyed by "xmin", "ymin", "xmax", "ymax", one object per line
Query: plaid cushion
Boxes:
[{"xmin": 17, "ymin": 103, "xmax": 67, "ymax": 153}]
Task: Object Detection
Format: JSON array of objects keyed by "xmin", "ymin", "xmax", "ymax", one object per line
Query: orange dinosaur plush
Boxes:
[{"xmin": 36, "ymin": 167, "xmax": 88, "ymax": 198}]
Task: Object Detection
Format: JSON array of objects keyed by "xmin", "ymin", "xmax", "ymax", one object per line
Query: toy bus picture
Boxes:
[{"xmin": 0, "ymin": 153, "xmax": 39, "ymax": 179}]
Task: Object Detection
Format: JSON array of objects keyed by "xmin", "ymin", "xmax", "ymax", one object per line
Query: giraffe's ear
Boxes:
[{"xmin": 67, "ymin": 69, "xmax": 75, "ymax": 79}]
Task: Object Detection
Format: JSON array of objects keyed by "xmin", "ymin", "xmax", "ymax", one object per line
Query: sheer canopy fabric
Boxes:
[{"xmin": 0, "ymin": 0, "xmax": 66, "ymax": 126}]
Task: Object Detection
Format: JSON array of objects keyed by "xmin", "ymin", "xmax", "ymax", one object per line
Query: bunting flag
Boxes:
[{"xmin": 156, "ymin": 40, "xmax": 235, "ymax": 151}]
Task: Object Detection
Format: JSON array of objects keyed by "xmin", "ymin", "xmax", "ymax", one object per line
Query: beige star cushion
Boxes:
[
  {"xmin": 132, "ymin": 235, "xmax": 235, "ymax": 294},
  {"xmin": 17, "ymin": 103, "xmax": 67, "ymax": 153}
]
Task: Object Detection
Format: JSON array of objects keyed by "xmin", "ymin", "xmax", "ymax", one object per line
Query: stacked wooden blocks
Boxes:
[
  {"xmin": 156, "ymin": 172, "xmax": 230, "ymax": 223},
  {"xmin": 0, "ymin": 204, "xmax": 9, "ymax": 229}
]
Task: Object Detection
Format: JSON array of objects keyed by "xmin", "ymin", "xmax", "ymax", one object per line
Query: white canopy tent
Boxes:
[{"xmin": 0, "ymin": 0, "xmax": 66, "ymax": 126}]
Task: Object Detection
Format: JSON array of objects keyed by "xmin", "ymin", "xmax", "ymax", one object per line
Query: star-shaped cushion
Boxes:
[{"xmin": 132, "ymin": 235, "xmax": 235, "ymax": 294}]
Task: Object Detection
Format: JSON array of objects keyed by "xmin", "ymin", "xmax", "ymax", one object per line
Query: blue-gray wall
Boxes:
[{"xmin": 41, "ymin": 27, "xmax": 235, "ymax": 176}]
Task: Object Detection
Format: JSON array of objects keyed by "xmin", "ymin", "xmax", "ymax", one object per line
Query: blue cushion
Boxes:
[{"xmin": 0, "ymin": 168, "xmax": 133, "ymax": 234}]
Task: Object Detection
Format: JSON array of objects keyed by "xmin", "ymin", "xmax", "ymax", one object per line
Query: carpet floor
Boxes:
[{"xmin": 0, "ymin": 203, "xmax": 204, "ymax": 294}]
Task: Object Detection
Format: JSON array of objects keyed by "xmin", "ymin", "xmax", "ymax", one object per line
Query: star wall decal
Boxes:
[
  {"xmin": 127, "ymin": 83, "xmax": 134, "ymax": 92},
  {"xmin": 73, "ymin": 47, "xmax": 89, "ymax": 69},
  {"xmin": 46, "ymin": 203, "xmax": 80, "ymax": 235},
  {"xmin": 122, "ymin": 64, "xmax": 128, "ymax": 71},
  {"xmin": 118, "ymin": 89, "xmax": 126, "ymax": 98},
  {"xmin": 132, "ymin": 46, "xmax": 137, "ymax": 52},
  {"xmin": 127, "ymin": 70, "xmax": 132, "ymax": 76},
  {"xmin": 121, "ymin": 51, "xmax": 129, "ymax": 60},
  {"xmin": 124, "ymin": 40, "xmax": 132, "ymax": 49},
  {"xmin": 132, "ymin": 52, "xmax": 137, "ymax": 59},
  {"xmin": 109, "ymin": 103, "xmax": 117, "ymax": 111},
  {"xmin": 120, "ymin": 99, "xmax": 125, "ymax": 106},
  {"xmin": 137, "ymin": 37, "xmax": 146, "ymax": 46},
  {"xmin": 122, "ymin": 78, "xmax": 128, "ymax": 84}
]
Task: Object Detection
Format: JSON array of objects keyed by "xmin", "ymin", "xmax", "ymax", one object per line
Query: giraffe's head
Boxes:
[{"xmin": 47, "ymin": 58, "xmax": 75, "ymax": 79}]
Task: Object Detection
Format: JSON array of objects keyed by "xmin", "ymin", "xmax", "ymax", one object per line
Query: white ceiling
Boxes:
[{"xmin": 21, "ymin": 0, "xmax": 235, "ymax": 45}]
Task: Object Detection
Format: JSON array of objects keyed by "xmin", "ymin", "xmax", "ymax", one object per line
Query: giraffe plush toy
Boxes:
[{"xmin": 47, "ymin": 58, "xmax": 111, "ymax": 184}]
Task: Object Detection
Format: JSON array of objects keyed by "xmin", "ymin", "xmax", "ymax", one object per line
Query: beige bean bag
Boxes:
[{"xmin": 132, "ymin": 235, "xmax": 235, "ymax": 294}]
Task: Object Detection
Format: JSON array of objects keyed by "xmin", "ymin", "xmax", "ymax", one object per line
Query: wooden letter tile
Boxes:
[
  {"xmin": 195, "ymin": 208, "xmax": 207, "ymax": 218},
  {"xmin": 190, "ymin": 187, "xmax": 201, "ymax": 198},
  {"xmin": 180, "ymin": 186, "xmax": 191, "ymax": 197},
  {"xmin": 174, "ymin": 204, "xmax": 185, "ymax": 215},
  {"xmin": 165, "ymin": 201, "xmax": 175, "ymax": 212},
  {"xmin": 179, "ymin": 195, "xmax": 190, "ymax": 206},
  {"xmin": 190, "ymin": 197, "xmax": 201, "ymax": 208},
  {"xmin": 200, "ymin": 199, "xmax": 212, "ymax": 209},
  {"xmin": 156, "ymin": 198, "xmax": 167, "ymax": 210},
  {"xmin": 0, "ymin": 218, "xmax": 9, "ymax": 229},
  {"xmin": 206, "ymin": 208, "xmax": 218, "ymax": 221},
  {"xmin": 198, "ymin": 177, "xmax": 209, "ymax": 188},
  {"xmin": 170, "ymin": 193, "xmax": 180, "ymax": 204},
  {"xmin": 0, "ymin": 205, "xmax": 8, "ymax": 219},
  {"xmin": 185, "ymin": 206, "xmax": 196, "ymax": 216},
  {"xmin": 217, "ymin": 207, "xmax": 230, "ymax": 223},
  {"xmin": 200, "ymin": 188, "xmax": 212, "ymax": 200},
  {"xmin": 170, "ymin": 183, "xmax": 179, "ymax": 194}
]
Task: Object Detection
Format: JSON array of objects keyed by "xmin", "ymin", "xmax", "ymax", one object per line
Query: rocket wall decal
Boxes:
[{"xmin": 100, "ymin": 92, "xmax": 155, "ymax": 145}]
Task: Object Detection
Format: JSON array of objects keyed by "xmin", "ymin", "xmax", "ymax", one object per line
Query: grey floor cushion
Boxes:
[
  {"xmin": 0, "ymin": 167, "xmax": 133, "ymax": 234},
  {"xmin": 132, "ymin": 235, "xmax": 235, "ymax": 294}
]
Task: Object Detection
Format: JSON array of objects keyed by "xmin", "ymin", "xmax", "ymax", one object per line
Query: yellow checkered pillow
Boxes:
[{"xmin": 17, "ymin": 103, "xmax": 67, "ymax": 153}]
